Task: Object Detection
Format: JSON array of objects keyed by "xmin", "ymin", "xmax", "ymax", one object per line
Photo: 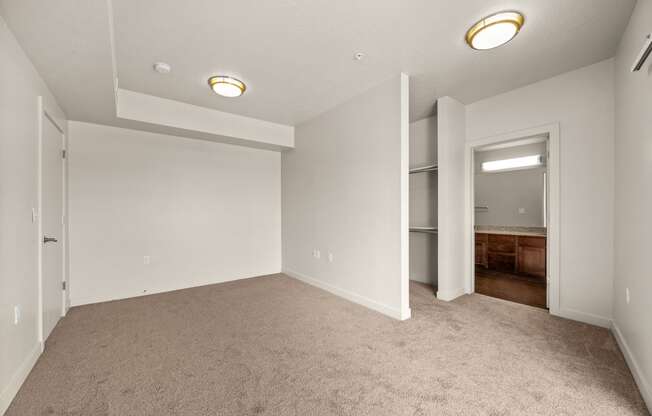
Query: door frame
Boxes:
[
  {"xmin": 37, "ymin": 96, "xmax": 68, "ymax": 347},
  {"xmin": 463, "ymin": 123, "xmax": 560, "ymax": 316}
]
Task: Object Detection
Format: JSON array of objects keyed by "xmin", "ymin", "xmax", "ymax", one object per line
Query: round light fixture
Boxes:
[
  {"xmin": 465, "ymin": 11, "xmax": 524, "ymax": 50},
  {"xmin": 208, "ymin": 75, "xmax": 246, "ymax": 97}
]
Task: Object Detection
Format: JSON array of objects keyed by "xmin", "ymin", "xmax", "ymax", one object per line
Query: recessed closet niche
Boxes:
[{"xmin": 409, "ymin": 114, "xmax": 438, "ymax": 289}]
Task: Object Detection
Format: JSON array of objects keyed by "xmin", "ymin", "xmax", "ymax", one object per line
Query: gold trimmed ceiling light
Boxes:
[
  {"xmin": 465, "ymin": 11, "xmax": 524, "ymax": 50},
  {"xmin": 208, "ymin": 75, "xmax": 246, "ymax": 97}
]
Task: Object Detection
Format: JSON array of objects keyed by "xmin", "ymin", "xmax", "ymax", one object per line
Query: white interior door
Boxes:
[{"xmin": 41, "ymin": 113, "xmax": 64, "ymax": 341}]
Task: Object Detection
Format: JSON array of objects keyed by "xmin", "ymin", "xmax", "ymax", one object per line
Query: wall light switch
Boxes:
[
  {"xmin": 14, "ymin": 306, "xmax": 20, "ymax": 325},
  {"xmin": 518, "ymin": 208, "xmax": 526, "ymax": 214},
  {"xmin": 328, "ymin": 253, "xmax": 334, "ymax": 262},
  {"xmin": 626, "ymin": 288, "xmax": 630, "ymax": 304},
  {"xmin": 315, "ymin": 250, "xmax": 320, "ymax": 259},
  {"xmin": 31, "ymin": 208, "xmax": 37, "ymax": 223},
  {"xmin": 143, "ymin": 256, "xmax": 150, "ymax": 265}
]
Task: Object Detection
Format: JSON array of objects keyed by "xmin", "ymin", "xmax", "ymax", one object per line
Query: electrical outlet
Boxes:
[
  {"xmin": 518, "ymin": 208, "xmax": 526, "ymax": 214},
  {"xmin": 143, "ymin": 256, "xmax": 150, "ymax": 265},
  {"xmin": 626, "ymin": 288, "xmax": 630, "ymax": 304},
  {"xmin": 328, "ymin": 252, "xmax": 334, "ymax": 262},
  {"xmin": 14, "ymin": 306, "xmax": 20, "ymax": 325}
]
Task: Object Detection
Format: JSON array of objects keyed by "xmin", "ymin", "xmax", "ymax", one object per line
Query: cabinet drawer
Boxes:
[
  {"xmin": 488, "ymin": 234, "xmax": 516, "ymax": 253},
  {"xmin": 518, "ymin": 236, "xmax": 545, "ymax": 248}
]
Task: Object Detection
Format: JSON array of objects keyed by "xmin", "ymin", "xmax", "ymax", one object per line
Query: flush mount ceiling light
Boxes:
[
  {"xmin": 208, "ymin": 75, "xmax": 246, "ymax": 97},
  {"xmin": 465, "ymin": 11, "xmax": 524, "ymax": 50}
]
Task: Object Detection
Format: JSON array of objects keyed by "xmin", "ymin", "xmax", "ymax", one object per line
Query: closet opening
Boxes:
[{"xmin": 408, "ymin": 115, "xmax": 438, "ymax": 299}]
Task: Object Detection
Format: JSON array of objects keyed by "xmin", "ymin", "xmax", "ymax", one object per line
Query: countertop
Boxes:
[{"xmin": 475, "ymin": 226, "xmax": 546, "ymax": 237}]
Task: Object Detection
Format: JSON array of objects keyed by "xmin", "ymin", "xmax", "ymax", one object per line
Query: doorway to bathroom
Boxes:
[{"xmin": 468, "ymin": 128, "xmax": 558, "ymax": 310}]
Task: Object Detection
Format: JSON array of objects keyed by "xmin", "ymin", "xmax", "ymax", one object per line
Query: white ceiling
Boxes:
[
  {"xmin": 0, "ymin": 0, "xmax": 636, "ymax": 126},
  {"xmin": 0, "ymin": 0, "xmax": 116, "ymax": 124}
]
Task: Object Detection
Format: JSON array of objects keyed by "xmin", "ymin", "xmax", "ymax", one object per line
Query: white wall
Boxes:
[
  {"xmin": 475, "ymin": 142, "xmax": 547, "ymax": 227},
  {"xmin": 0, "ymin": 16, "xmax": 67, "ymax": 414},
  {"xmin": 466, "ymin": 59, "xmax": 615, "ymax": 327},
  {"xmin": 282, "ymin": 76, "xmax": 409, "ymax": 319},
  {"xmin": 475, "ymin": 169, "xmax": 545, "ymax": 227},
  {"xmin": 613, "ymin": 0, "xmax": 652, "ymax": 408},
  {"xmin": 68, "ymin": 122, "xmax": 281, "ymax": 306},
  {"xmin": 437, "ymin": 97, "xmax": 467, "ymax": 300},
  {"xmin": 409, "ymin": 116, "xmax": 437, "ymax": 169}
]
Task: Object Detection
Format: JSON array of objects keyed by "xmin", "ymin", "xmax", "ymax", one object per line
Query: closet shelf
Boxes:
[
  {"xmin": 409, "ymin": 226, "xmax": 438, "ymax": 234},
  {"xmin": 409, "ymin": 164, "xmax": 438, "ymax": 174}
]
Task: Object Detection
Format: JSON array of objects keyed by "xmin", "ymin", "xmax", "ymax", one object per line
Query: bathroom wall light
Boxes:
[
  {"xmin": 466, "ymin": 11, "xmax": 524, "ymax": 50},
  {"xmin": 482, "ymin": 155, "xmax": 542, "ymax": 172},
  {"xmin": 208, "ymin": 75, "xmax": 246, "ymax": 97}
]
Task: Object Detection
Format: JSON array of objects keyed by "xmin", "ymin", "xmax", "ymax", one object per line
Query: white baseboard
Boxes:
[
  {"xmin": 0, "ymin": 342, "xmax": 42, "ymax": 415},
  {"xmin": 70, "ymin": 270, "xmax": 281, "ymax": 307},
  {"xmin": 409, "ymin": 276, "xmax": 434, "ymax": 285},
  {"xmin": 282, "ymin": 268, "xmax": 409, "ymax": 320},
  {"xmin": 436, "ymin": 287, "xmax": 466, "ymax": 302},
  {"xmin": 555, "ymin": 307, "xmax": 612, "ymax": 328},
  {"xmin": 612, "ymin": 322, "xmax": 651, "ymax": 412}
]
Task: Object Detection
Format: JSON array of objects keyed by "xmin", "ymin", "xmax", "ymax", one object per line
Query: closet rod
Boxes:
[
  {"xmin": 409, "ymin": 164, "xmax": 438, "ymax": 174},
  {"xmin": 409, "ymin": 227, "xmax": 438, "ymax": 234}
]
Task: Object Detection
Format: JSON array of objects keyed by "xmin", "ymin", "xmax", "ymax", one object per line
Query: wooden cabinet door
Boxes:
[
  {"xmin": 488, "ymin": 253, "xmax": 516, "ymax": 272},
  {"xmin": 475, "ymin": 241, "xmax": 488, "ymax": 267},
  {"xmin": 517, "ymin": 246, "xmax": 546, "ymax": 278},
  {"xmin": 475, "ymin": 233, "xmax": 488, "ymax": 267},
  {"xmin": 486, "ymin": 234, "xmax": 516, "ymax": 272}
]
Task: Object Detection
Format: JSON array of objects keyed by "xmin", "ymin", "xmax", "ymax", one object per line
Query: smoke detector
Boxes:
[{"xmin": 153, "ymin": 62, "xmax": 171, "ymax": 74}]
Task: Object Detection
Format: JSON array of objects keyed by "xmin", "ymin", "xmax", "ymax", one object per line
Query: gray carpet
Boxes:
[{"xmin": 7, "ymin": 274, "xmax": 648, "ymax": 415}]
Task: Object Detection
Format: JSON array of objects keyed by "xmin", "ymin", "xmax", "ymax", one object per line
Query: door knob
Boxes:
[{"xmin": 43, "ymin": 236, "xmax": 58, "ymax": 244}]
